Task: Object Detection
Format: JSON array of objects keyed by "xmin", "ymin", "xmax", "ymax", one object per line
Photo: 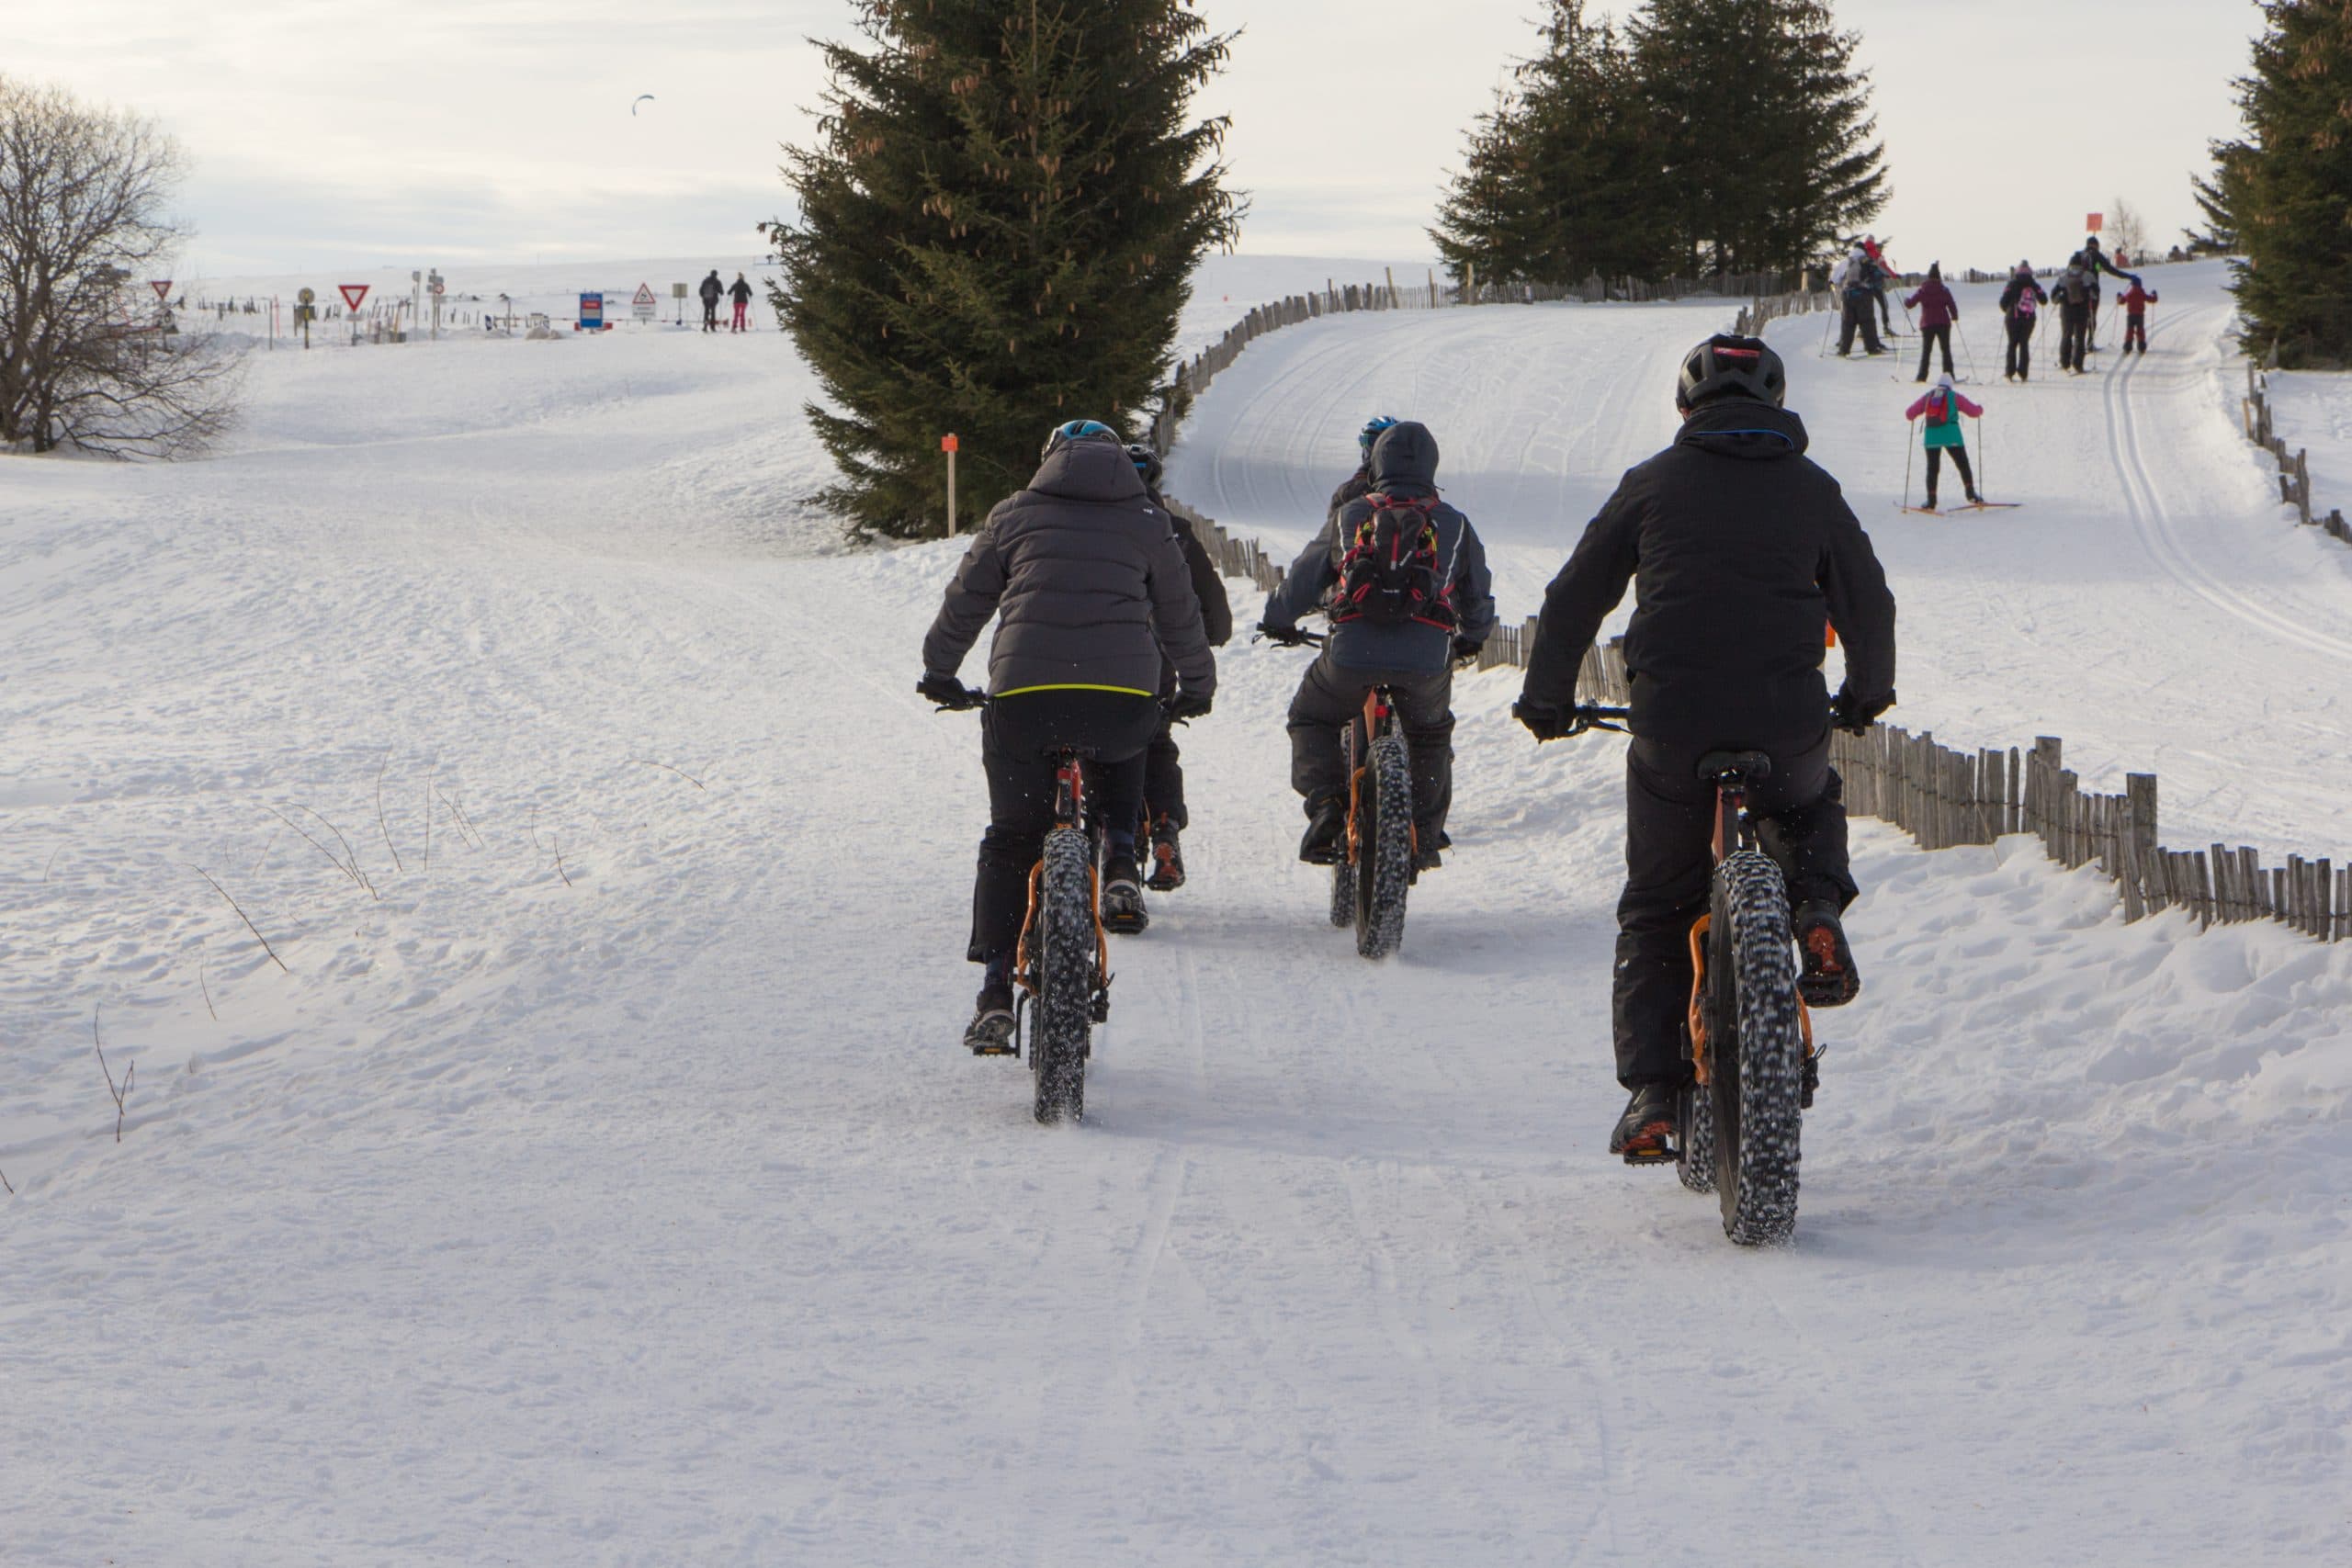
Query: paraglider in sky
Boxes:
[{"xmin": 631, "ymin": 95, "xmax": 655, "ymax": 116}]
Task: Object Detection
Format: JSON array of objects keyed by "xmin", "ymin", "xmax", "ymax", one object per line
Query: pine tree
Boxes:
[
  {"xmin": 1434, "ymin": 6, "xmax": 1677, "ymax": 288},
  {"xmin": 1628, "ymin": 0, "xmax": 1886, "ymax": 276},
  {"xmin": 2197, "ymin": 1, "xmax": 2352, "ymax": 367},
  {"xmin": 769, "ymin": 1, "xmax": 1242, "ymax": 537}
]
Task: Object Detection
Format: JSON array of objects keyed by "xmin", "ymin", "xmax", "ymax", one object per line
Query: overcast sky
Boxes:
[{"xmin": 10, "ymin": 0, "xmax": 2261, "ymax": 280}]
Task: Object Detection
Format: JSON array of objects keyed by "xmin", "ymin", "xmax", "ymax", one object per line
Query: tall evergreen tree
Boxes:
[
  {"xmin": 2196, "ymin": 1, "xmax": 2352, "ymax": 366},
  {"xmin": 1628, "ymin": 0, "xmax": 1885, "ymax": 276},
  {"xmin": 1432, "ymin": 6, "xmax": 1670, "ymax": 286},
  {"xmin": 769, "ymin": 1, "xmax": 1242, "ymax": 538}
]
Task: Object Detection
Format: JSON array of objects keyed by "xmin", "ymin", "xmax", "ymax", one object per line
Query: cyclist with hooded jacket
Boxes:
[
  {"xmin": 1513, "ymin": 336, "xmax": 1896, "ymax": 1161},
  {"xmin": 1261, "ymin": 420, "xmax": 1497, "ymax": 870},
  {"xmin": 921, "ymin": 421, "xmax": 1216, "ymax": 1052}
]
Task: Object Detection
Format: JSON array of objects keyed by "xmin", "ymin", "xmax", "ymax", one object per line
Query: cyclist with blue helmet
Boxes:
[
  {"xmin": 921, "ymin": 420, "xmax": 1217, "ymax": 1052},
  {"xmin": 1329, "ymin": 414, "xmax": 1399, "ymax": 522}
]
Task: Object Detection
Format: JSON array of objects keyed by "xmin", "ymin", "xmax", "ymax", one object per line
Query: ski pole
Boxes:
[
  {"xmin": 1903, "ymin": 416, "xmax": 1916, "ymax": 510},
  {"xmin": 1973, "ymin": 413, "xmax": 1986, "ymax": 498},
  {"xmin": 1954, "ymin": 318, "xmax": 1981, "ymax": 382},
  {"xmin": 1818, "ymin": 306, "xmax": 1835, "ymax": 358}
]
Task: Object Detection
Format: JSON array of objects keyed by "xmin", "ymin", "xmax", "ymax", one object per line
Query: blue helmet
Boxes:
[
  {"xmin": 1124, "ymin": 442, "xmax": 1163, "ymax": 490},
  {"xmin": 1042, "ymin": 418, "xmax": 1118, "ymax": 459},
  {"xmin": 1359, "ymin": 414, "xmax": 1400, "ymax": 452}
]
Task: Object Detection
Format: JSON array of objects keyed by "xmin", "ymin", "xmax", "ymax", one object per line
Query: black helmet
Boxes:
[
  {"xmin": 1124, "ymin": 442, "xmax": 1163, "ymax": 490},
  {"xmin": 1675, "ymin": 333, "xmax": 1785, "ymax": 411}
]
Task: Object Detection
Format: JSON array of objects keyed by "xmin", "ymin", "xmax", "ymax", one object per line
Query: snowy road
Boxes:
[{"xmin": 5, "ymin": 260, "xmax": 2348, "ymax": 1564}]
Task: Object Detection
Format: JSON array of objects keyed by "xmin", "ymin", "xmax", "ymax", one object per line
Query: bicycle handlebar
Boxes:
[{"xmin": 1254, "ymin": 623, "xmax": 1327, "ymax": 649}]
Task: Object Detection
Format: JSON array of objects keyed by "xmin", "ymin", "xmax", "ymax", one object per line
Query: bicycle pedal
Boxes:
[{"xmin": 1621, "ymin": 1144, "xmax": 1679, "ymax": 1167}]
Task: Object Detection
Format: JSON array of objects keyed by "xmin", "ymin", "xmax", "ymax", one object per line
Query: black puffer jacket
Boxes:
[
  {"xmin": 1521, "ymin": 400, "xmax": 1894, "ymax": 748},
  {"xmin": 923, "ymin": 438, "xmax": 1216, "ymax": 700},
  {"xmin": 1264, "ymin": 422, "xmax": 1497, "ymax": 676},
  {"xmin": 1329, "ymin": 464, "xmax": 1373, "ymax": 524}
]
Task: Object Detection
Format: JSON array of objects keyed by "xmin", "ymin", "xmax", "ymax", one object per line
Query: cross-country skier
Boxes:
[
  {"xmin": 2051, "ymin": 258, "xmax": 2097, "ymax": 374},
  {"xmin": 2117, "ymin": 277, "xmax": 2159, "ymax": 355},
  {"xmin": 1261, "ymin": 421, "xmax": 1497, "ymax": 872},
  {"xmin": 2079, "ymin": 236, "xmax": 2139, "ymax": 353},
  {"xmin": 698, "ymin": 269, "xmax": 723, "ymax": 333},
  {"xmin": 919, "ymin": 421, "xmax": 1216, "ymax": 1052},
  {"xmin": 1860, "ymin": 234, "xmax": 1898, "ymax": 335},
  {"xmin": 1125, "ymin": 443, "xmax": 1232, "ymax": 891},
  {"xmin": 1905, "ymin": 262, "xmax": 1959, "ymax": 382},
  {"xmin": 1998, "ymin": 262, "xmax": 2049, "ymax": 381},
  {"xmin": 727, "ymin": 272, "xmax": 753, "ymax": 333},
  {"xmin": 1513, "ymin": 335, "xmax": 1896, "ymax": 1161},
  {"xmin": 1833, "ymin": 247, "xmax": 1886, "ymax": 357},
  {"xmin": 1905, "ymin": 374, "xmax": 1984, "ymax": 511}
]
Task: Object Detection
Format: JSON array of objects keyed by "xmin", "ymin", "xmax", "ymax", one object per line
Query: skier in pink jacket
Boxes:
[
  {"xmin": 1904, "ymin": 374, "xmax": 1984, "ymax": 511},
  {"xmin": 1904, "ymin": 263, "xmax": 1959, "ymax": 383}
]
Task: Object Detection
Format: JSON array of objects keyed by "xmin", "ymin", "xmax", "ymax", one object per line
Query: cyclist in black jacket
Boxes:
[
  {"xmin": 1515, "ymin": 335, "xmax": 1897, "ymax": 1160},
  {"xmin": 1126, "ymin": 444, "xmax": 1233, "ymax": 889}
]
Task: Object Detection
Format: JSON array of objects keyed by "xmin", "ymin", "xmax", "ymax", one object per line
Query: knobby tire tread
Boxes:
[
  {"xmin": 1706, "ymin": 851, "xmax": 1804, "ymax": 1244},
  {"xmin": 1034, "ymin": 828, "xmax": 1093, "ymax": 1123},
  {"xmin": 1356, "ymin": 734, "xmax": 1412, "ymax": 960}
]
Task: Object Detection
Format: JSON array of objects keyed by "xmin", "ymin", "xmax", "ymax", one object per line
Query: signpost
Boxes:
[
  {"xmin": 672, "ymin": 281, "xmax": 687, "ymax": 326},
  {"xmin": 149, "ymin": 279, "xmax": 172, "ymax": 302},
  {"xmin": 427, "ymin": 268, "xmax": 445, "ymax": 341},
  {"xmin": 2086, "ymin": 212, "xmax": 2104, "ymax": 232},
  {"xmin": 578, "ymin": 292, "xmax": 605, "ymax": 332},
  {"xmin": 339, "ymin": 284, "xmax": 370, "ymax": 345},
  {"xmin": 943, "ymin": 434, "xmax": 960, "ymax": 536},
  {"xmin": 297, "ymin": 286, "xmax": 316, "ymax": 348},
  {"xmin": 632, "ymin": 283, "xmax": 657, "ymax": 323}
]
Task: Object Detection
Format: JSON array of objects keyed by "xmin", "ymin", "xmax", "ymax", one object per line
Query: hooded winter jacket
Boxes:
[
  {"xmin": 922, "ymin": 438, "xmax": 1216, "ymax": 701},
  {"xmin": 2050, "ymin": 265, "xmax": 2096, "ymax": 313},
  {"xmin": 1263, "ymin": 422, "xmax": 1497, "ymax": 676},
  {"xmin": 698, "ymin": 272, "xmax": 723, "ymax": 303},
  {"xmin": 1521, "ymin": 400, "xmax": 1896, "ymax": 748}
]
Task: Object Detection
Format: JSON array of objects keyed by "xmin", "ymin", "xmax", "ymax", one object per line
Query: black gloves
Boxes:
[
  {"xmin": 1830, "ymin": 687, "xmax": 1893, "ymax": 734},
  {"xmin": 1168, "ymin": 688, "xmax": 1214, "ymax": 724},
  {"xmin": 1452, "ymin": 637, "xmax": 1485, "ymax": 669},
  {"xmin": 1512, "ymin": 699, "xmax": 1578, "ymax": 742},
  {"xmin": 918, "ymin": 671, "xmax": 984, "ymax": 711},
  {"xmin": 1256, "ymin": 621, "xmax": 1308, "ymax": 648}
]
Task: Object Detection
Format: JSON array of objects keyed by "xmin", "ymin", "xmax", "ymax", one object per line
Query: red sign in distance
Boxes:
[
  {"xmin": 339, "ymin": 285, "xmax": 371, "ymax": 311},
  {"xmin": 2086, "ymin": 212, "xmax": 2104, "ymax": 232},
  {"xmin": 150, "ymin": 279, "xmax": 172, "ymax": 300},
  {"xmin": 942, "ymin": 434, "xmax": 959, "ymax": 453}
]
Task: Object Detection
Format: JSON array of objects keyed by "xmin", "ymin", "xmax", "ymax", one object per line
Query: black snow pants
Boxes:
[
  {"xmin": 1613, "ymin": 732, "xmax": 1857, "ymax": 1088},
  {"xmin": 1925, "ymin": 446, "xmax": 1976, "ymax": 504},
  {"xmin": 967, "ymin": 690, "xmax": 1159, "ymax": 963},
  {"xmin": 2006, "ymin": 317, "xmax": 2035, "ymax": 379},
  {"xmin": 1915, "ymin": 324, "xmax": 1954, "ymax": 381},
  {"xmin": 1288, "ymin": 656, "xmax": 1454, "ymax": 840},
  {"xmin": 2122, "ymin": 313, "xmax": 2148, "ymax": 354},
  {"xmin": 1140, "ymin": 666, "xmax": 1189, "ymax": 831},
  {"xmin": 1837, "ymin": 295, "xmax": 1884, "ymax": 355},
  {"xmin": 2058, "ymin": 306, "xmax": 2089, "ymax": 372},
  {"xmin": 701, "ymin": 298, "xmax": 719, "ymax": 332}
]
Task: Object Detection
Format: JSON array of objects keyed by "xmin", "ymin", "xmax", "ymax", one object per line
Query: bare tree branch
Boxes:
[
  {"xmin": 189, "ymin": 863, "xmax": 289, "ymax": 973},
  {"xmin": 93, "ymin": 1004, "xmax": 133, "ymax": 1143}
]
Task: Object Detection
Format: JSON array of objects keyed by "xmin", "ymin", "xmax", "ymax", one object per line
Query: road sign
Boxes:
[
  {"xmin": 578, "ymin": 291, "xmax": 605, "ymax": 331},
  {"xmin": 150, "ymin": 279, "xmax": 172, "ymax": 300},
  {"xmin": 339, "ymin": 284, "xmax": 370, "ymax": 311},
  {"xmin": 632, "ymin": 283, "xmax": 657, "ymax": 322},
  {"xmin": 298, "ymin": 287, "xmax": 316, "ymax": 305},
  {"xmin": 2086, "ymin": 212, "xmax": 2104, "ymax": 232}
]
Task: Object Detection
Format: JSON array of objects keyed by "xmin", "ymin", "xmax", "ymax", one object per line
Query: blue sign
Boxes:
[{"xmin": 578, "ymin": 291, "xmax": 605, "ymax": 331}]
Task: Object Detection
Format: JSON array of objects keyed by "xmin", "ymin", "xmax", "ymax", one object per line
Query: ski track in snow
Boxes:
[{"xmin": 3, "ymin": 256, "xmax": 2349, "ymax": 1565}]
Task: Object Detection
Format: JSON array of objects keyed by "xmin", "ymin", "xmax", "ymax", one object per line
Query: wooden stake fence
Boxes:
[{"xmin": 2241, "ymin": 361, "xmax": 2349, "ymax": 545}]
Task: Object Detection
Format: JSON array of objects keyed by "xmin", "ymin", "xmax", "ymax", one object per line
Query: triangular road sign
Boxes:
[
  {"xmin": 633, "ymin": 283, "xmax": 656, "ymax": 307},
  {"xmin": 150, "ymin": 279, "xmax": 172, "ymax": 300},
  {"xmin": 339, "ymin": 284, "xmax": 371, "ymax": 311}
]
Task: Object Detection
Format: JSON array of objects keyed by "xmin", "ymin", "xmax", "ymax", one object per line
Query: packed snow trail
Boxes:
[
  {"xmin": 1168, "ymin": 260, "xmax": 2352, "ymax": 854},
  {"xmin": 5, "ymin": 261, "xmax": 2349, "ymax": 1564}
]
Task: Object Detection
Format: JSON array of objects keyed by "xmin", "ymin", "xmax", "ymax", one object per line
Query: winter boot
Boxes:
[
  {"xmin": 1299, "ymin": 795, "xmax": 1348, "ymax": 865},
  {"xmin": 1610, "ymin": 1082, "xmax": 1682, "ymax": 1165},
  {"xmin": 1792, "ymin": 899, "xmax": 1861, "ymax": 1007},
  {"xmin": 1101, "ymin": 851, "xmax": 1149, "ymax": 935},
  {"xmin": 966, "ymin": 984, "xmax": 1017, "ymax": 1055},
  {"xmin": 1411, "ymin": 823, "xmax": 1449, "ymax": 874},
  {"xmin": 1144, "ymin": 816, "xmax": 1185, "ymax": 891}
]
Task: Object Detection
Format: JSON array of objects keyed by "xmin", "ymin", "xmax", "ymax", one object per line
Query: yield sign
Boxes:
[
  {"xmin": 339, "ymin": 284, "xmax": 371, "ymax": 311},
  {"xmin": 150, "ymin": 279, "xmax": 172, "ymax": 300}
]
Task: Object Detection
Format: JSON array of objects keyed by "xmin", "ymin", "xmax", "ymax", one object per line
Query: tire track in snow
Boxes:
[{"xmin": 2104, "ymin": 308, "xmax": 2352, "ymax": 666}]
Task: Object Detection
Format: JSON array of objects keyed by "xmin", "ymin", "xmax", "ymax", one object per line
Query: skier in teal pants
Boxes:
[{"xmin": 1904, "ymin": 374, "xmax": 1982, "ymax": 511}]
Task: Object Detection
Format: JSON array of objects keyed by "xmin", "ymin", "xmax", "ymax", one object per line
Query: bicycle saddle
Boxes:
[{"xmin": 1695, "ymin": 749, "xmax": 1773, "ymax": 783}]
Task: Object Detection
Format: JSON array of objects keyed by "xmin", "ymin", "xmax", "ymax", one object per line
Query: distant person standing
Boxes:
[
  {"xmin": 1860, "ymin": 234, "xmax": 1898, "ymax": 335},
  {"xmin": 2117, "ymin": 277, "xmax": 2159, "ymax": 354},
  {"xmin": 2050, "ymin": 257, "xmax": 2096, "ymax": 375},
  {"xmin": 2080, "ymin": 236, "xmax": 2137, "ymax": 354},
  {"xmin": 1905, "ymin": 374, "xmax": 1983, "ymax": 512},
  {"xmin": 698, "ymin": 269, "xmax": 723, "ymax": 333},
  {"xmin": 728, "ymin": 271, "xmax": 753, "ymax": 333},
  {"xmin": 1998, "ymin": 261, "xmax": 2049, "ymax": 382},
  {"xmin": 1833, "ymin": 247, "xmax": 1885, "ymax": 357},
  {"xmin": 1904, "ymin": 262, "xmax": 1958, "ymax": 383}
]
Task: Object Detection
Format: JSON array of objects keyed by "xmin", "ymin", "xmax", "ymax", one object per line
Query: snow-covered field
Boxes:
[
  {"xmin": 2267, "ymin": 366, "xmax": 2352, "ymax": 535},
  {"xmin": 5, "ymin": 255, "xmax": 2349, "ymax": 1565}
]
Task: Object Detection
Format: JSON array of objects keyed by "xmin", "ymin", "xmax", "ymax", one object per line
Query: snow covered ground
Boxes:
[
  {"xmin": 1168, "ymin": 260, "xmax": 2352, "ymax": 856},
  {"xmin": 2267, "ymin": 365, "xmax": 2352, "ymax": 533},
  {"xmin": 5, "ymin": 256, "xmax": 2349, "ymax": 1564}
]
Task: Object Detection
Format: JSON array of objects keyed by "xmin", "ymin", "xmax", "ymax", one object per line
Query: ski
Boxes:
[{"xmin": 1895, "ymin": 501, "xmax": 2021, "ymax": 514}]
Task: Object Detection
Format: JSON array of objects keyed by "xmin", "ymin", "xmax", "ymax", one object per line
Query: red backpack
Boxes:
[{"xmin": 1332, "ymin": 496, "xmax": 1456, "ymax": 630}]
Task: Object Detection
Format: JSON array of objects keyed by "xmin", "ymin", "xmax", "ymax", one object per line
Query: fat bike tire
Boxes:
[
  {"xmin": 1676, "ymin": 1080, "xmax": 1717, "ymax": 1194},
  {"xmin": 1329, "ymin": 861, "xmax": 1356, "ymax": 929},
  {"xmin": 1033, "ymin": 827, "xmax": 1094, "ymax": 1124},
  {"xmin": 1705, "ymin": 851, "xmax": 1804, "ymax": 1244},
  {"xmin": 1355, "ymin": 733, "xmax": 1412, "ymax": 960}
]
